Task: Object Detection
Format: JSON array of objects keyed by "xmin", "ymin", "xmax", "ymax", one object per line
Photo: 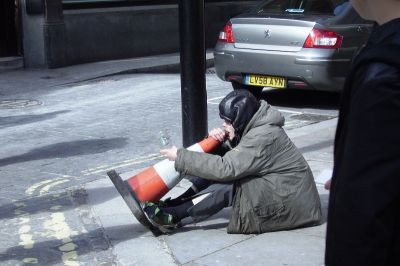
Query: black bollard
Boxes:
[{"xmin": 178, "ymin": 0, "xmax": 208, "ymax": 148}]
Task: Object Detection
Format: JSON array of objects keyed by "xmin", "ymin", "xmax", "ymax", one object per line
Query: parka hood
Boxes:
[
  {"xmin": 219, "ymin": 89, "xmax": 260, "ymax": 137},
  {"xmin": 242, "ymin": 101, "xmax": 285, "ymax": 135}
]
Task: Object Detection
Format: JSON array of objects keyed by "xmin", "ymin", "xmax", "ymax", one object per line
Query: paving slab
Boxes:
[{"xmin": 188, "ymin": 230, "xmax": 325, "ymax": 266}]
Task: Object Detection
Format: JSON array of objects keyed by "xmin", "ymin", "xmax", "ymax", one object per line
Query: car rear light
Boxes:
[
  {"xmin": 303, "ymin": 28, "xmax": 343, "ymax": 49},
  {"xmin": 218, "ymin": 22, "xmax": 234, "ymax": 43},
  {"xmin": 289, "ymin": 80, "xmax": 308, "ymax": 88}
]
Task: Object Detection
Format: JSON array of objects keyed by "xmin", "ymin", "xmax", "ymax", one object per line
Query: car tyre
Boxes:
[{"xmin": 231, "ymin": 82, "xmax": 263, "ymax": 100}]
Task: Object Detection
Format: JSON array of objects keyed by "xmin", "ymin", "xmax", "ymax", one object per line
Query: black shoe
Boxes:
[{"xmin": 142, "ymin": 202, "xmax": 180, "ymax": 233}]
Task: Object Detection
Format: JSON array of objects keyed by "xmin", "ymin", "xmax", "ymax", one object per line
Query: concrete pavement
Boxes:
[
  {"xmin": 0, "ymin": 51, "xmax": 334, "ymax": 265},
  {"xmin": 0, "ymin": 51, "xmax": 214, "ymax": 97}
]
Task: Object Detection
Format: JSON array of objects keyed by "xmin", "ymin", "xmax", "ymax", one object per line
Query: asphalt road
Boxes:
[{"xmin": 0, "ymin": 71, "xmax": 339, "ymax": 265}]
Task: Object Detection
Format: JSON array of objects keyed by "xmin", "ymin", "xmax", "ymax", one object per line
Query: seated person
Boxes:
[{"xmin": 144, "ymin": 89, "xmax": 322, "ymax": 234}]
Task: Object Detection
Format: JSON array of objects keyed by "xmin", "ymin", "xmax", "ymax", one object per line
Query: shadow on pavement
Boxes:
[
  {"xmin": 0, "ymin": 138, "xmax": 128, "ymax": 167},
  {"xmin": 0, "ymin": 186, "xmax": 119, "ymax": 221},
  {"xmin": 0, "ymin": 224, "xmax": 146, "ymax": 265},
  {"xmin": 179, "ymin": 222, "xmax": 229, "ymax": 233},
  {"xmin": 261, "ymin": 89, "xmax": 341, "ymax": 110},
  {"xmin": 169, "ymin": 208, "xmax": 231, "ymax": 235},
  {"xmin": 0, "ymin": 110, "xmax": 70, "ymax": 129}
]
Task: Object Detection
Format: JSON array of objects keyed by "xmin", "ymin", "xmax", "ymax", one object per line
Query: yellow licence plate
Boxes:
[{"xmin": 245, "ymin": 74, "xmax": 286, "ymax": 88}]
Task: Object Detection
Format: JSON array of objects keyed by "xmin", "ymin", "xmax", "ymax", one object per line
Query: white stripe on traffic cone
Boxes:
[{"xmin": 124, "ymin": 137, "xmax": 220, "ymax": 202}]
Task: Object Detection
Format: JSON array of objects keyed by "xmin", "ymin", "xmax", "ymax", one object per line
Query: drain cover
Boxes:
[{"xmin": 0, "ymin": 99, "xmax": 42, "ymax": 109}]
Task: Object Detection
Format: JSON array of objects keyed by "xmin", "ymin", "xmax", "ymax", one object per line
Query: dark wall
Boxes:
[
  {"xmin": 63, "ymin": 2, "xmax": 256, "ymax": 65},
  {"xmin": 0, "ymin": 0, "xmax": 18, "ymax": 56}
]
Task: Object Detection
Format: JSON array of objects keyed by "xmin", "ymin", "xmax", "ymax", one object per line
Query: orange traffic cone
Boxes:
[{"xmin": 107, "ymin": 137, "xmax": 221, "ymax": 235}]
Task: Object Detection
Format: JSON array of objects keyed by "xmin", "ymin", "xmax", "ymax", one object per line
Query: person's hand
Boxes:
[
  {"xmin": 324, "ymin": 178, "xmax": 331, "ymax": 190},
  {"xmin": 160, "ymin": 146, "xmax": 178, "ymax": 161},
  {"xmin": 209, "ymin": 128, "xmax": 226, "ymax": 142}
]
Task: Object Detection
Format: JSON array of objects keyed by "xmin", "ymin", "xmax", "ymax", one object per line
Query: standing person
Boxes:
[
  {"xmin": 143, "ymin": 89, "xmax": 322, "ymax": 234},
  {"xmin": 325, "ymin": 1, "xmax": 400, "ymax": 265}
]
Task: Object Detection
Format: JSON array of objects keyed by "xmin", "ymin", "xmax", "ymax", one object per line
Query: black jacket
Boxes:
[{"xmin": 325, "ymin": 18, "xmax": 400, "ymax": 265}]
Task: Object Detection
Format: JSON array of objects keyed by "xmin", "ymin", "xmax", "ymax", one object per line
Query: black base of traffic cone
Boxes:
[{"xmin": 107, "ymin": 170, "xmax": 163, "ymax": 236}]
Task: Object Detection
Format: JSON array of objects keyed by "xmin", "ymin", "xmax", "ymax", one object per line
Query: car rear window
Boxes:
[{"xmin": 254, "ymin": 0, "xmax": 347, "ymax": 15}]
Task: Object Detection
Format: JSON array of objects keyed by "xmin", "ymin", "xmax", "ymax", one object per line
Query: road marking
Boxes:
[
  {"xmin": 19, "ymin": 234, "xmax": 34, "ymax": 249},
  {"xmin": 17, "ymin": 214, "xmax": 34, "ymax": 250},
  {"xmin": 39, "ymin": 180, "xmax": 70, "ymax": 195},
  {"xmin": 15, "ymin": 205, "xmax": 37, "ymax": 264},
  {"xmin": 16, "ymin": 210, "xmax": 38, "ymax": 263},
  {"xmin": 16, "ymin": 179, "xmax": 82, "ymax": 265},
  {"xmin": 22, "ymin": 258, "xmax": 38, "ymax": 264},
  {"xmin": 50, "ymin": 205, "xmax": 63, "ymax": 211},
  {"xmin": 19, "ymin": 217, "xmax": 30, "ymax": 223},
  {"xmin": 59, "ymin": 242, "xmax": 78, "ymax": 252},
  {"xmin": 26, "ymin": 180, "xmax": 55, "ymax": 195},
  {"xmin": 19, "ymin": 225, "xmax": 31, "ymax": 234},
  {"xmin": 43, "ymin": 212, "xmax": 79, "ymax": 266},
  {"xmin": 62, "ymin": 252, "xmax": 80, "ymax": 266},
  {"xmin": 207, "ymin": 96, "xmax": 224, "ymax": 105},
  {"xmin": 26, "ymin": 178, "xmax": 71, "ymax": 196},
  {"xmin": 21, "ymin": 185, "xmax": 80, "ymax": 265},
  {"xmin": 43, "ymin": 213, "xmax": 78, "ymax": 241},
  {"xmin": 81, "ymin": 153, "xmax": 162, "ymax": 175}
]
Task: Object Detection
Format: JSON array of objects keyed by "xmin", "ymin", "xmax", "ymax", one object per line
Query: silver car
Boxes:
[{"xmin": 214, "ymin": 0, "xmax": 374, "ymax": 97}]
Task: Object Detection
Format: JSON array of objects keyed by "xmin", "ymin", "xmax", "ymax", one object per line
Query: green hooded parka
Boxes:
[{"xmin": 175, "ymin": 100, "xmax": 322, "ymax": 234}]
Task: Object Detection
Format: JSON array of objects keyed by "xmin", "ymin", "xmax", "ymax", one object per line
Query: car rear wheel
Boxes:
[{"xmin": 231, "ymin": 82, "xmax": 263, "ymax": 100}]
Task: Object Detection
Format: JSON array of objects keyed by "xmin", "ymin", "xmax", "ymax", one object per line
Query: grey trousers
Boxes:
[{"xmin": 187, "ymin": 181, "xmax": 234, "ymax": 222}]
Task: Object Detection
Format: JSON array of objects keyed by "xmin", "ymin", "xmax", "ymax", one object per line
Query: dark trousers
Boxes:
[{"xmin": 185, "ymin": 176, "xmax": 234, "ymax": 222}]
